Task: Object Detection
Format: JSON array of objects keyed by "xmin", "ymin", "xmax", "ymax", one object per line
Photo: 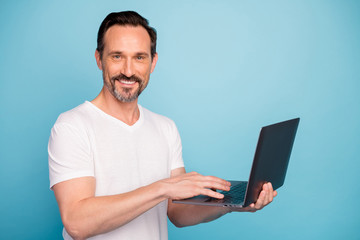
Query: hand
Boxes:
[
  {"xmin": 228, "ymin": 182, "xmax": 277, "ymax": 213},
  {"xmin": 160, "ymin": 171, "xmax": 231, "ymax": 200}
]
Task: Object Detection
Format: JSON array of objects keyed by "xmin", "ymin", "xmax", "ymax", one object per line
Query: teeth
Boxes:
[{"xmin": 120, "ymin": 80, "xmax": 135, "ymax": 85}]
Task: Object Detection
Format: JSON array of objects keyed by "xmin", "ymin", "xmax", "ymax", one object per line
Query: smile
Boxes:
[{"xmin": 119, "ymin": 80, "xmax": 137, "ymax": 85}]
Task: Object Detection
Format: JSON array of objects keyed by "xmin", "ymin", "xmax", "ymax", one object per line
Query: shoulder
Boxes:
[
  {"xmin": 55, "ymin": 102, "xmax": 93, "ymax": 128},
  {"xmin": 50, "ymin": 102, "xmax": 97, "ymax": 140},
  {"xmin": 49, "ymin": 102, "xmax": 95, "ymax": 154},
  {"xmin": 140, "ymin": 105, "xmax": 180, "ymax": 136},
  {"xmin": 141, "ymin": 105, "xmax": 176, "ymax": 127}
]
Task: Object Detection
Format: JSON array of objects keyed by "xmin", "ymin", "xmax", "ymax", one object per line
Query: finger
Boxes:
[
  {"xmin": 230, "ymin": 204, "xmax": 258, "ymax": 213},
  {"xmin": 201, "ymin": 188, "xmax": 224, "ymax": 199},
  {"xmin": 189, "ymin": 175, "xmax": 230, "ymax": 191},
  {"xmin": 259, "ymin": 183, "xmax": 269, "ymax": 203},
  {"xmin": 204, "ymin": 176, "xmax": 231, "ymax": 186},
  {"xmin": 247, "ymin": 204, "xmax": 257, "ymax": 212},
  {"xmin": 267, "ymin": 182, "xmax": 273, "ymax": 203},
  {"xmin": 265, "ymin": 182, "xmax": 273, "ymax": 205},
  {"xmin": 184, "ymin": 173, "xmax": 231, "ymax": 188},
  {"xmin": 273, "ymin": 190, "xmax": 278, "ymax": 197},
  {"xmin": 182, "ymin": 173, "xmax": 231, "ymax": 192},
  {"xmin": 262, "ymin": 183, "xmax": 271, "ymax": 205},
  {"xmin": 200, "ymin": 181, "xmax": 231, "ymax": 192},
  {"xmin": 254, "ymin": 190, "xmax": 266, "ymax": 210}
]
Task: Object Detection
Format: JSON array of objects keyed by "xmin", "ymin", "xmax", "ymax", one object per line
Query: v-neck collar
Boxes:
[{"xmin": 85, "ymin": 101, "xmax": 144, "ymax": 131}]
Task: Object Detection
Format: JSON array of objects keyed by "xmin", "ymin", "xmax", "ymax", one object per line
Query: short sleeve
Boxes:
[
  {"xmin": 168, "ymin": 120, "xmax": 185, "ymax": 170},
  {"xmin": 48, "ymin": 122, "xmax": 94, "ymax": 189}
]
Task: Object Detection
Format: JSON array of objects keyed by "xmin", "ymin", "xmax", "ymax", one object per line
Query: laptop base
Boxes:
[{"xmin": 173, "ymin": 180, "xmax": 247, "ymax": 208}]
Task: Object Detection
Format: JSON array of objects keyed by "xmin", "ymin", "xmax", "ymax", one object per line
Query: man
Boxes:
[{"xmin": 48, "ymin": 11, "xmax": 276, "ymax": 240}]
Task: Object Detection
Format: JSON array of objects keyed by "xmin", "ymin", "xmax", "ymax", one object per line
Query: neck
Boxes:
[{"xmin": 91, "ymin": 87, "xmax": 140, "ymax": 126}]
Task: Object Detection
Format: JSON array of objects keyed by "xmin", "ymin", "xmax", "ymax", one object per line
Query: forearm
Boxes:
[
  {"xmin": 167, "ymin": 181, "xmax": 278, "ymax": 227},
  {"xmin": 55, "ymin": 169, "xmax": 234, "ymax": 239},
  {"xmin": 61, "ymin": 182, "xmax": 167, "ymax": 239},
  {"xmin": 165, "ymin": 168, "xmax": 233, "ymax": 227},
  {"xmin": 168, "ymin": 203, "xmax": 231, "ymax": 227}
]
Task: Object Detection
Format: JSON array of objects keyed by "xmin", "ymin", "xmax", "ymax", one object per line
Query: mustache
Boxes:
[{"xmin": 111, "ymin": 74, "xmax": 142, "ymax": 83}]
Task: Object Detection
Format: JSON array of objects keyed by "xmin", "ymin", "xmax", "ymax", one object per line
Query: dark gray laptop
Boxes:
[{"xmin": 173, "ymin": 118, "xmax": 300, "ymax": 208}]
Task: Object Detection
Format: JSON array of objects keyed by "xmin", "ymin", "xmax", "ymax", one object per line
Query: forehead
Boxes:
[{"xmin": 103, "ymin": 25, "xmax": 151, "ymax": 53}]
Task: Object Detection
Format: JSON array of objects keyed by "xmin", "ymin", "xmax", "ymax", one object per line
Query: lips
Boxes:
[
  {"xmin": 119, "ymin": 79, "xmax": 136, "ymax": 85},
  {"xmin": 111, "ymin": 74, "xmax": 142, "ymax": 86}
]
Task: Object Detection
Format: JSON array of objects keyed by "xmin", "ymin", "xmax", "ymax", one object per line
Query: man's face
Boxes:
[{"xmin": 96, "ymin": 25, "xmax": 157, "ymax": 102}]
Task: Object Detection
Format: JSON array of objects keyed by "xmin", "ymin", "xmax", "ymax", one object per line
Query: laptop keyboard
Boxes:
[{"xmin": 211, "ymin": 182, "xmax": 247, "ymax": 203}]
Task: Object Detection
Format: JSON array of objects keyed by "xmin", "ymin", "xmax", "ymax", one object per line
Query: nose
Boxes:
[{"xmin": 121, "ymin": 58, "xmax": 134, "ymax": 77}]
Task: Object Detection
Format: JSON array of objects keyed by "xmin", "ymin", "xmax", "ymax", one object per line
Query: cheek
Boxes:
[
  {"xmin": 106, "ymin": 64, "xmax": 117, "ymax": 73},
  {"xmin": 104, "ymin": 65, "xmax": 119, "ymax": 78},
  {"xmin": 134, "ymin": 65, "xmax": 151, "ymax": 78}
]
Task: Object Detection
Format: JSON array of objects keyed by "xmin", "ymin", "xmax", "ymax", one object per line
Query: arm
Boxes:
[
  {"xmin": 53, "ymin": 170, "xmax": 231, "ymax": 239},
  {"xmin": 167, "ymin": 167, "xmax": 278, "ymax": 227},
  {"xmin": 53, "ymin": 177, "xmax": 167, "ymax": 240}
]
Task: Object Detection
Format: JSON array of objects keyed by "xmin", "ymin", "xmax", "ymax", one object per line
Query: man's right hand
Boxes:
[
  {"xmin": 52, "ymin": 170, "xmax": 231, "ymax": 239},
  {"xmin": 159, "ymin": 171, "xmax": 231, "ymax": 200}
]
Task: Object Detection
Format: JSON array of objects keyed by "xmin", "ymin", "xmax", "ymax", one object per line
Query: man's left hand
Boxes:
[{"xmin": 228, "ymin": 182, "xmax": 277, "ymax": 213}]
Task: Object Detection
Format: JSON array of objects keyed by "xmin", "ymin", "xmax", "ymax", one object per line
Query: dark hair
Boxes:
[{"xmin": 96, "ymin": 11, "xmax": 157, "ymax": 59}]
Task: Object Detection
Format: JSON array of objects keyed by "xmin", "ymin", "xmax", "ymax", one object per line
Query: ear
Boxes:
[
  {"xmin": 95, "ymin": 50, "xmax": 103, "ymax": 70},
  {"xmin": 150, "ymin": 53, "xmax": 158, "ymax": 73}
]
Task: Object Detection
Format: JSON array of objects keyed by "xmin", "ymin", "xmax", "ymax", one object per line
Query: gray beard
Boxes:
[{"xmin": 103, "ymin": 75, "xmax": 144, "ymax": 103}]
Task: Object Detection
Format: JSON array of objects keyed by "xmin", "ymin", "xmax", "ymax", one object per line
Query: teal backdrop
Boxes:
[{"xmin": 1, "ymin": 0, "xmax": 359, "ymax": 239}]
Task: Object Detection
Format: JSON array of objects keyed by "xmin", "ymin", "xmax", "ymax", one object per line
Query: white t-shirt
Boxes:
[{"xmin": 48, "ymin": 101, "xmax": 184, "ymax": 240}]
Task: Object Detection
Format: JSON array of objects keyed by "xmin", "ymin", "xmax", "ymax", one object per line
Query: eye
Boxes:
[
  {"xmin": 136, "ymin": 56, "xmax": 144, "ymax": 60},
  {"xmin": 113, "ymin": 55, "xmax": 121, "ymax": 59}
]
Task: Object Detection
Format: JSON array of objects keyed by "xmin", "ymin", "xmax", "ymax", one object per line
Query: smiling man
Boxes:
[
  {"xmin": 48, "ymin": 11, "xmax": 276, "ymax": 240},
  {"xmin": 97, "ymin": 24, "xmax": 154, "ymax": 104}
]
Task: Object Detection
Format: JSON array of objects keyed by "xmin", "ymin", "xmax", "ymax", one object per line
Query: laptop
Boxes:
[{"xmin": 173, "ymin": 118, "xmax": 300, "ymax": 208}]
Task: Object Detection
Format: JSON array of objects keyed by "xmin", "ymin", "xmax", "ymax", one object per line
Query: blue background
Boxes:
[{"xmin": 1, "ymin": 0, "xmax": 359, "ymax": 239}]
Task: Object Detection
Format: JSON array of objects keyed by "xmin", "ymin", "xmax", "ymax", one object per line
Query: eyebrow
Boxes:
[{"xmin": 108, "ymin": 51, "xmax": 150, "ymax": 57}]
